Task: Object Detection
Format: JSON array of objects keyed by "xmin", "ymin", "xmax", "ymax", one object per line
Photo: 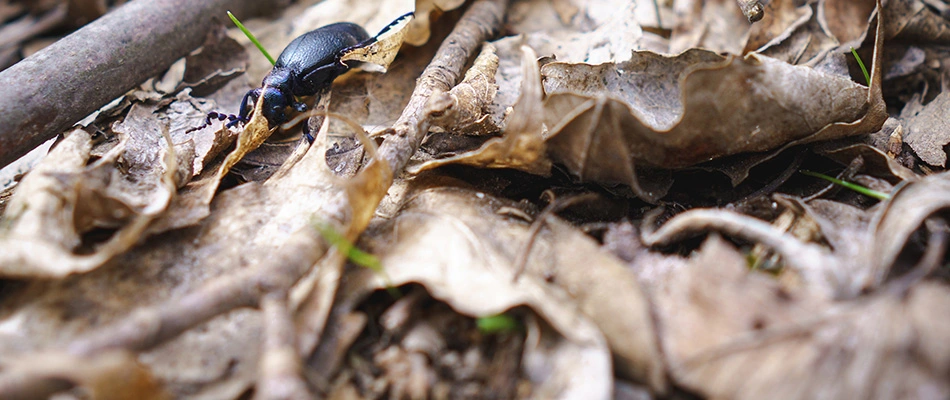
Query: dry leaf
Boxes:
[
  {"xmin": 539, "ymin": 6, "xmax": 885, "ymax": 201},
  {"xmin": 0, "ymin": 350, "xmax": 169, "ymax": 400},
  {"xmin": 869, "ymin": 171, "xmax": 950, "ymax": 288},
  {"xmin": 410, "ymin": 45, "xmax": 550, "ymax": 176},
  {"xmin": 743, "ymin": 0, "xmax": 813, "ymax": 54},
  {"xmin": 426, "ymin": 42, "xmax": 501, "ymax": 136},
  {"xmin": 883, "ymin": 0, "xmax": 950, "ymax": 43},
  {"xmin": 899, "ymin": 91, "xmax": 950, "ymax": 167},
  {"xmin": 342, "ymin": 181, "xmax": 666, "ymax": 392},
  {"xmin": 508, "ymin": 0, "xmax": 642, "ymax": 63},
  {"xmin": 404, "ymin": 0, "xmax": 465, "ymax": 46},
  {"xmin": 646, "ymin": 236, "xmax": 950, "ymax": 400},
  {"xmin": 340, "ymin": 12, "xmax": 413, "ymax": 72},
  {"xmin": 0, "ymin": 104, "xmax": 179, "ymax": 278},
  {"xmin": 671, "ymin": 0, "xmax": 751, "ymax": 54},
  {"xmin": 818, "ymin": 0, "xmax": 877, "ymax": 46},
  {"xmin": 0, "ymin": 114, "xmax": 393, "ymax": 400}
]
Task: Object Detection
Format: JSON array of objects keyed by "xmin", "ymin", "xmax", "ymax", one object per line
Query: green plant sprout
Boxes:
[
  {"xmin": 314, "ymin": 221, "xmax": 401, "ymax": 298},
  {"xmin": 476, "ymin": 314, "xmax": 518, "ymax": 334},
  {"xmin": 228, "ymin": 11, "xmax": 276, "ymax": 66},
  {"xmin": 801, "ymin": 170, "xmax": 890, "ymax": 200},
  {"xmin": 850, "ymin": 47, "xmax": 870, "ymax": 86}
]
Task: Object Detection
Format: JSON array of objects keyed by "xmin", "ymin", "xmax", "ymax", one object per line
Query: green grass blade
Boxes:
[
  {"xmin": 313, "ymin": 221, "xmax": 401, "ymax": 298},
  {"xmin": 850, "ymin": 47, "xmax": 870, "ymax": 86},
  {"xmin": 476, "ymin": 314, "xmax": 518, "ymax": 334},
  {"xmin": 228, "ymin": 11, "xmax": 276, "ymax": 66},
  {"xmin": 800, "ymin": 170, "xmax": 890, "ymax": 200}
]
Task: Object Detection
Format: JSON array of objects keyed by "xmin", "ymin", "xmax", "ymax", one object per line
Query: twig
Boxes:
[
  {"xmin": 377, "ymin": 0, "xmax": 509, "ymax": 176},
  {"xmin": 802, "ymin": 156, "xmax": 864, "ymax": 202},
  {"xmin": 0, "ymin": 0, "xmax": 283, "ymax": 168},
  {"xmin": 255, "ymin": 293, "xmax": 311, "ymax": 400},
  {"xmin": 888, "ymin": 219, "xmax": 948, "ymax": 295},
  {"xmin": 0, "ymin": 228, "xmax": 326, "ymax": 399},
  {"xmin": 512, "ymin": 191, "xmax": 598, "ymax": 282},
  {"xmin": 640, "ymin": 208, "xmax": 842, "ymax": 297}
]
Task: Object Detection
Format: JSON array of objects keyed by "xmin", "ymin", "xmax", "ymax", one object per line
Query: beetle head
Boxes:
[
  {"xmin": 257, "ymin": 68, "xmax": 295, "ymax": 126},
  {"xmin": 258, "ymin": 86, "xmax": 290, "ymax": 127}
]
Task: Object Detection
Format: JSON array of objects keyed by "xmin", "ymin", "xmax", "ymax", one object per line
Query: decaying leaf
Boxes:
[
  {"xmin": 818, "ymin": 0, "xmax": 877, "ymax": 46},
  {"xmin": 899, "ymin": 91, "xmax": 950, "ymax": 167},
  {"xmin": 812, "ymin": 139, "xmax": 918, "ymax": 183},
  {"xmin": 0, "ymin": 115, "xmax": 393, "ymax": 398},
  {"xmin": 426, "ymin": 42, "xmax": 501, "ymax": 135},
  {"xmin": 542, "ymin": 49, "xmax": 879, "ymax": 169},
  {"xmin": 646, "ymin": 236, "xmax": 950, "ymax": 400},
  {"xmin": 869, "ymin": 171, "xmax": 950, "ymax": 288},
  {"xmin": 410, "ymin": 45, "xmax": 550, "ymax": 176},
  {"xmin": 404, "ymin": 0, "xmax": 466, "ymax": 46},
  {"xmin": 0, "ymin": 104, "xmax": 180, "ymax": 278},
  {"xmin": 883, "ymin": 0, "xmax": 950, "ymax": 43},
  {"xmin": 180, "ymin": 25, "xmax": 249, "ymax": 97},
  {"xmin": 508, "ymin": 0, "xmax": 642, "ymax": 63},
  {"xmin": 340, "ymin": 181, "xmax": 666, "ymax": 393},
  {"xmin": 539, "ymin": 3, "xmax": 885, "ymax": 201},
  {"xmin": 743, "ymin": 0, "xmax": 813, "ymax": 54},
  {"xmin": 215, "ymin": 97, "xmax": 276, "ymax": 181},
  {"xmin": 671, "ymin": 0, "xmax": 751, "ymax": 54},
  {"xmin": 340, "ymin": 12, "xmax": 414, "ymax": 71},
  {"xmin": 3, "ymin": 0, "xmax": 949, "ymax": 398},
  {"xmin": 0, "ymin": 350, "xmax": 170, "ymax": 400}
]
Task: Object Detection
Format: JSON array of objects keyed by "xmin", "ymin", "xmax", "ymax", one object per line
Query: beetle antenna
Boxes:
[
  {"xmin": 185, "ymin": 111, "xmax": 244, "ymax": 133},
  {"xmin": 348, "ymin": 12, "xmax": 414, "ymax": 51}
]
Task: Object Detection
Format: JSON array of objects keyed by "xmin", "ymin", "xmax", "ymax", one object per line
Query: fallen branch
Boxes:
[{"xmin": 0, "ymin": 0, "xmax": 283, "ymax": 168}]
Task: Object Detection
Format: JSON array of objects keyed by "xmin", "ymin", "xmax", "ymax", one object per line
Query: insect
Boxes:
[{"xmin": 192, "ymin": 12, "xmax": 413, "ymax": 133}]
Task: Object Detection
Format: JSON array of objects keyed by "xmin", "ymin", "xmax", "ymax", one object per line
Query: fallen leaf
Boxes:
[
  {"xmin": 868, "ymin": 171, "xmax": 950, "ymax": 288},
  {"xmin": 404, "ymin": 0, "xmax": 465, "ymax": 46},
  {"xmin": 818, "ymin": 0, "xmax": 876, "ymax": 46},
  {"xmin": 671, "ymin": 0, "xmax": 750, "ymax": 54},
  {"xmin": 409, "ymin": 45, "xmax": 550, "ymax": 176},
  {"xmin": 341, "ymin": 181, "xmax": 666, "ymax": 392},
  {"xmin": 0, "ymin": 104, "xmax": 180, "ymax": 278},
  {"xmin": 899, "ymin": 91, "xmax": 950, "ymax": 167},
  {"xmin": 539, "ymin": 5, "xmax": 885, "ymax": 201},
  {"xmin": 743, "ymin": 0, "xmax": 813, "ymax": 54},
  {"xmin": 883, "ymin": 0, "xmax": 950, "ymax": 43},
  {"xmin": 508, "ymin": 0, "xmax": 642, "ymax": 63},
  {"xmin": 341, "ymin": 12, "xmax": 414, "ymax": 72},
  {"xmin": 646, "ymin": 236, "xmax": 950, "ymax": 400}
]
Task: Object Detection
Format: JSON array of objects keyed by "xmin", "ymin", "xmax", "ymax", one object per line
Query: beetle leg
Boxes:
[
  {"xmin": 234, "ymin": 88, "xmax": 261, "ymax": 125},
  {"xmin": 186, "ymin": 111, "xmax": 233, "ymax": 133}
]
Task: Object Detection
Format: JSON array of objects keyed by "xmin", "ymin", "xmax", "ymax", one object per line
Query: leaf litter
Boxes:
[{"xmin": 0, "ymin": 0, "xmax": 949, "ymax": 398}]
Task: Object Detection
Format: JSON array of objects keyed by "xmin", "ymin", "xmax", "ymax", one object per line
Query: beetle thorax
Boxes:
[{"xmin": 262, "ymin": 67, "xmax": 293, "ymax": 92}]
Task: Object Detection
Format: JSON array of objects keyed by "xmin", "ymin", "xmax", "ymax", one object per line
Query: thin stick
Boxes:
[
  {"xmin": 512, "ymin": 191, "xmax": 598, "ymax": 281},
  {"xmin": 377, "ymin": 0, "xmax": 509, "ymax": 176}
]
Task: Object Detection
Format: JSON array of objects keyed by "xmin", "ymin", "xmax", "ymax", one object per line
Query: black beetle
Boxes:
[{"xmin": 193, "ymin": 12, "xmax": 412, "ymax": 133}]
